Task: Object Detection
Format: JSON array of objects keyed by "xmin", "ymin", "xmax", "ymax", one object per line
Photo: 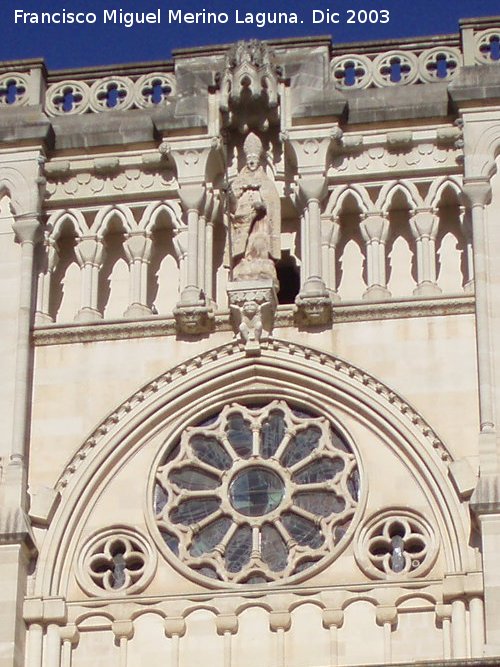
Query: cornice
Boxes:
[{"xmin": 33, "ymin": 296, "xmax": 475, "ymax": 346}]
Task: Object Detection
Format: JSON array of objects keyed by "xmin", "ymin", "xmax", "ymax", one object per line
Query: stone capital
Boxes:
[
  {"xmin": 409, "ymin": 209, "xmax": 439, "ymax": 240},
  {"xmin": 74, "ymin": 236, "xmax": 105, "ymax": 267},
  {"xmin": 322, "ymin": 609, "xmax": 344, "ymax": 629},
  {"xmin": 360, "ymin": 214, "xmax": 389, "ymax": 243},
  {"xmin": 298, "ymin": 177, "xmax": 327, "ymax": 204},
  {"xmin": 435, "ymin": 603, "xmax": 452, "ymax": 622},
  {"xmin": 162, "ymin": 136, "xmax": 219, "ymax": 183},
  {"xmin": 60, "ymin": 624, "xmax": 80, "ymax": 645},
  {"xmin": 215, "ymin": 614, "xmax": 238, "ymax": 636},
  {"xmin": 164, "ymin": 617, "xmax": 186, "ymax": 638},
  {"xmin": 23, "ymin": 598, "xmax": 44, "ymax": 624},
  {"xmin": 463, "ymin": 179, "xmax": 492, "ymax": 208},
  {"xmin": 178, "ymin": 184, "xmax": 206, "ymax": 213},
  {"xmin": 375, "ymin": 605, "xmax": 398, "ymax": 627},
  {"xmin": 124, "ymin": 232, "xmax": 152, "ymax": 263},
  {"xmin": 289, "ymin": 135, "xmax": 332, "ymax": 174},
  {"xmin": 269, "ymin": 611, "xmax": 291, "ymax": 633},
  {"xmin": 442, "ymin": 573, "xmax": 466, "ymax": 601},
  {"xmin": 321, "ymin": 217, "xmax": 340, "ymax": 246},
  {"xmin": 12, "ymin": 216, "xmax": 42, "ymax": 245},
  {"xmin": 112, "ymin": 620, "xmax": 134, "ymax": 641},
  {"xmin": 43, "ymin": 597, "xmax": 67, "ymax": 625}
]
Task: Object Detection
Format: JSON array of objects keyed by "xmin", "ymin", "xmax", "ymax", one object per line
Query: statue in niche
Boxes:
[{"xmin": 228, "ymin": 132, "xmax": 280, "ymax": 287}]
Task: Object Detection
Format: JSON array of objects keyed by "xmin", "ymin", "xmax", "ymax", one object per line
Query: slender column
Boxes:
[
  {"xmin": 409, "ymin": 209, "xmax": 441, "ymax": 296},
  {"xmin": 198, "ymin": 215, "xmax": 206, "ymax": 293},
  {"xmin": 463, "ymin": 182, "xmax": 495, "ymax": 455},
  {"xmin": 9, "ymin": 217, "xmax": 41, "ymax": 467},
  {"xmin": 321, "ymin": 217, "xmax": 340, "ymax": 301},
  {"xmin": 112, "ymin": 621, "xmax": 133, "ymax": 667},
  {"xmin": 465, "ymin": 180, "xmax": 500, "ymax": 653},
  {"xmin": 376, "ymin": 606, "xmax": 397, "ymax": 665},
  {"xmin": 205, "ymin": 219, "xmax": 214, "ymax": 301},
  {"xmin": 26, "ymin": 623, "xmax": 44, "ymax": 667},
  {"xmin": 187, "ymin": 208, "xmax": 199, "ymax": 289},
  {"xmin": 59, "ymin": 626, "xmax": 79, "ymax": 667},
  {"xmin": 216, "ymin": 614, "xmax": 238, "ymax": 667},
  {"xmin": 469, "ymin": 596, "xmax": 485, "ymax": 658},
  {"xmin": 60, "ymin": 640, "xmax": 71, "ymax": 667},
  {"xmin": 74, "ymin": 236, "xmax": 105, "ymax": 322},
  {"xmin": 40, "ymin": 599, "xmax": 67, "ymax": 667},
  {"xmin": 178, "ymin": 185, "xmax": 206, "ymax": 304},
  {"xmin": 44, "ymin": 624, "xmax": 61, "ymax": 667},
  {"xmin": 436, "ymin": 604, "xmax": 452, "ymax": 659},
  {"xmin": 322, "ymin": 609, "xmax": 343, "ymax": 666},
  {"xmin": 35, "ymin": 237, "xmax": 58, "ymax": 324},
  {"xmin": 298, "ymin": 178, "xmax": 328, "ymax": 296},
  {"xmin": 300, "ymin": 212, "xmax": 309, "ymax": 287},
  {"xmin": 173, "ymin": 228, "xmax": 188, "ymax": 294},
  {"xmin": 269, "ymin": 612, "xmax": 291, "ymax": 667},
  {"xmin": 360, "ymin": 213, "xmax": 391, "ymax": 301},
  {"xmin": 164, "ymin": 618, "xmax": 186, "ymax": 667},
  {"xmin": 123, "ymin": 232, "xmax": 152, "ymax": 318},
  {"xmin": 451, "ymin": 599, "xmax": 467, "ymax": 659},
  {"xmin": 459, "ymin": 206, "xmax": 474, "ymax": 293}
]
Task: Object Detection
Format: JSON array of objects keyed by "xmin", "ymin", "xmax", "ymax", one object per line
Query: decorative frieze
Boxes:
[{"xmin": 45, "ymin": 166, "xmax": 176, "ymax": 203}]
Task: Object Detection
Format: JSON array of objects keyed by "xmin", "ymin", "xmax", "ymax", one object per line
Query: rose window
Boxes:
[{"xmin": 152, "ymin": 401, "xmax": 360, "ymax": 584}]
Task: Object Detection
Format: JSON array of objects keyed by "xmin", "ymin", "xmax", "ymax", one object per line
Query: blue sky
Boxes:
[{"xmin": 2, "ymin": 0, "xmax": 499, "ymax": 69}]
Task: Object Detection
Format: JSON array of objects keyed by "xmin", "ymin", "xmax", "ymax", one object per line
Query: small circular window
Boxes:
[{"xmin": 152, "ymin": 401, "xmax": 360, "ymax": 585}]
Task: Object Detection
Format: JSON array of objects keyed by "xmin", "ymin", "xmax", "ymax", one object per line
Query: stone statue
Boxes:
[{"xmin": 228, "ymin": 133, "xmax": 280, "ymax": 287}]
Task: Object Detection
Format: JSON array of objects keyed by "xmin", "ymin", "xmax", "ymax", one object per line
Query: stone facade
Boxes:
[{"xmin": 0, "ymin": 16, "xmax": 500, "ymax": 667}]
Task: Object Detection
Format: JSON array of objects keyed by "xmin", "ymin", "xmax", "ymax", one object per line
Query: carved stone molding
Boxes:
[
  {"xmin": 329, "ymin": 142, "xmax": 461, "ymax": 178},
  {"xmin": 32, "ymin": 296, "xmax": 475, "ymax": 346},
  {"xmin": 45, "ymin": 167, "xmax": 176, "ymax": 203}
]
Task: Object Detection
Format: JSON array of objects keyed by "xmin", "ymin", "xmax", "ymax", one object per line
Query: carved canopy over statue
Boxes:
[{"xmin": 228, "ymin": 133, "xmax": 281, "ymax": 287}]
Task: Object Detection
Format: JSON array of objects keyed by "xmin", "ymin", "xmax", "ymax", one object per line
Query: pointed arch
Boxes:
[
  {"xmin": 465, "ymin": 121, "xmax": 500, "ymax": 180},
  {"xmin": 47, "ymin": 209, "xmax": 88, "ymax": 239},
  {"xmin": 139, "ymin": 200, "xmax": 184, "ymax": 233},
  {"xmin": 34, "ymin": 339, "xmax": 473, "ymax": 601},
  {"xmin": 376, "ymin": 181, "xmax": 423, "ymax": 212},
  {"xmin": 425, "ymin": 176, "xmax": 463, "ymax": 209},
  {"xmin": 325, "ymin": 184, "xmax": 373, "ymax": 217},
  {"xmin": 91, "ymin": 204, "xmax": 136, "ymax": 236},
  {"xmin": 0, "ymin": 166, "xmax": 34, "ymax": 216}
]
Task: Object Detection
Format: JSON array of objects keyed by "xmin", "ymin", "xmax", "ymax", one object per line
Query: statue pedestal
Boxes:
[{"xmin": 227, "ymin": 280, "xmax": 277, "ymax": 356}]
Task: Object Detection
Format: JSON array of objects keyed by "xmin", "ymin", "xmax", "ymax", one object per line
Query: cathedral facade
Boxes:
[{"xmin": 1, "ymin": 16, "xmax": 500, "ymax": 667}]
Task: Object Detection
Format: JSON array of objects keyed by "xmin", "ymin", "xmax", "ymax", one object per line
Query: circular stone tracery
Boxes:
[{"xmin": 152, "ymin": 401, "xmax": 361, "ymax": 585}]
